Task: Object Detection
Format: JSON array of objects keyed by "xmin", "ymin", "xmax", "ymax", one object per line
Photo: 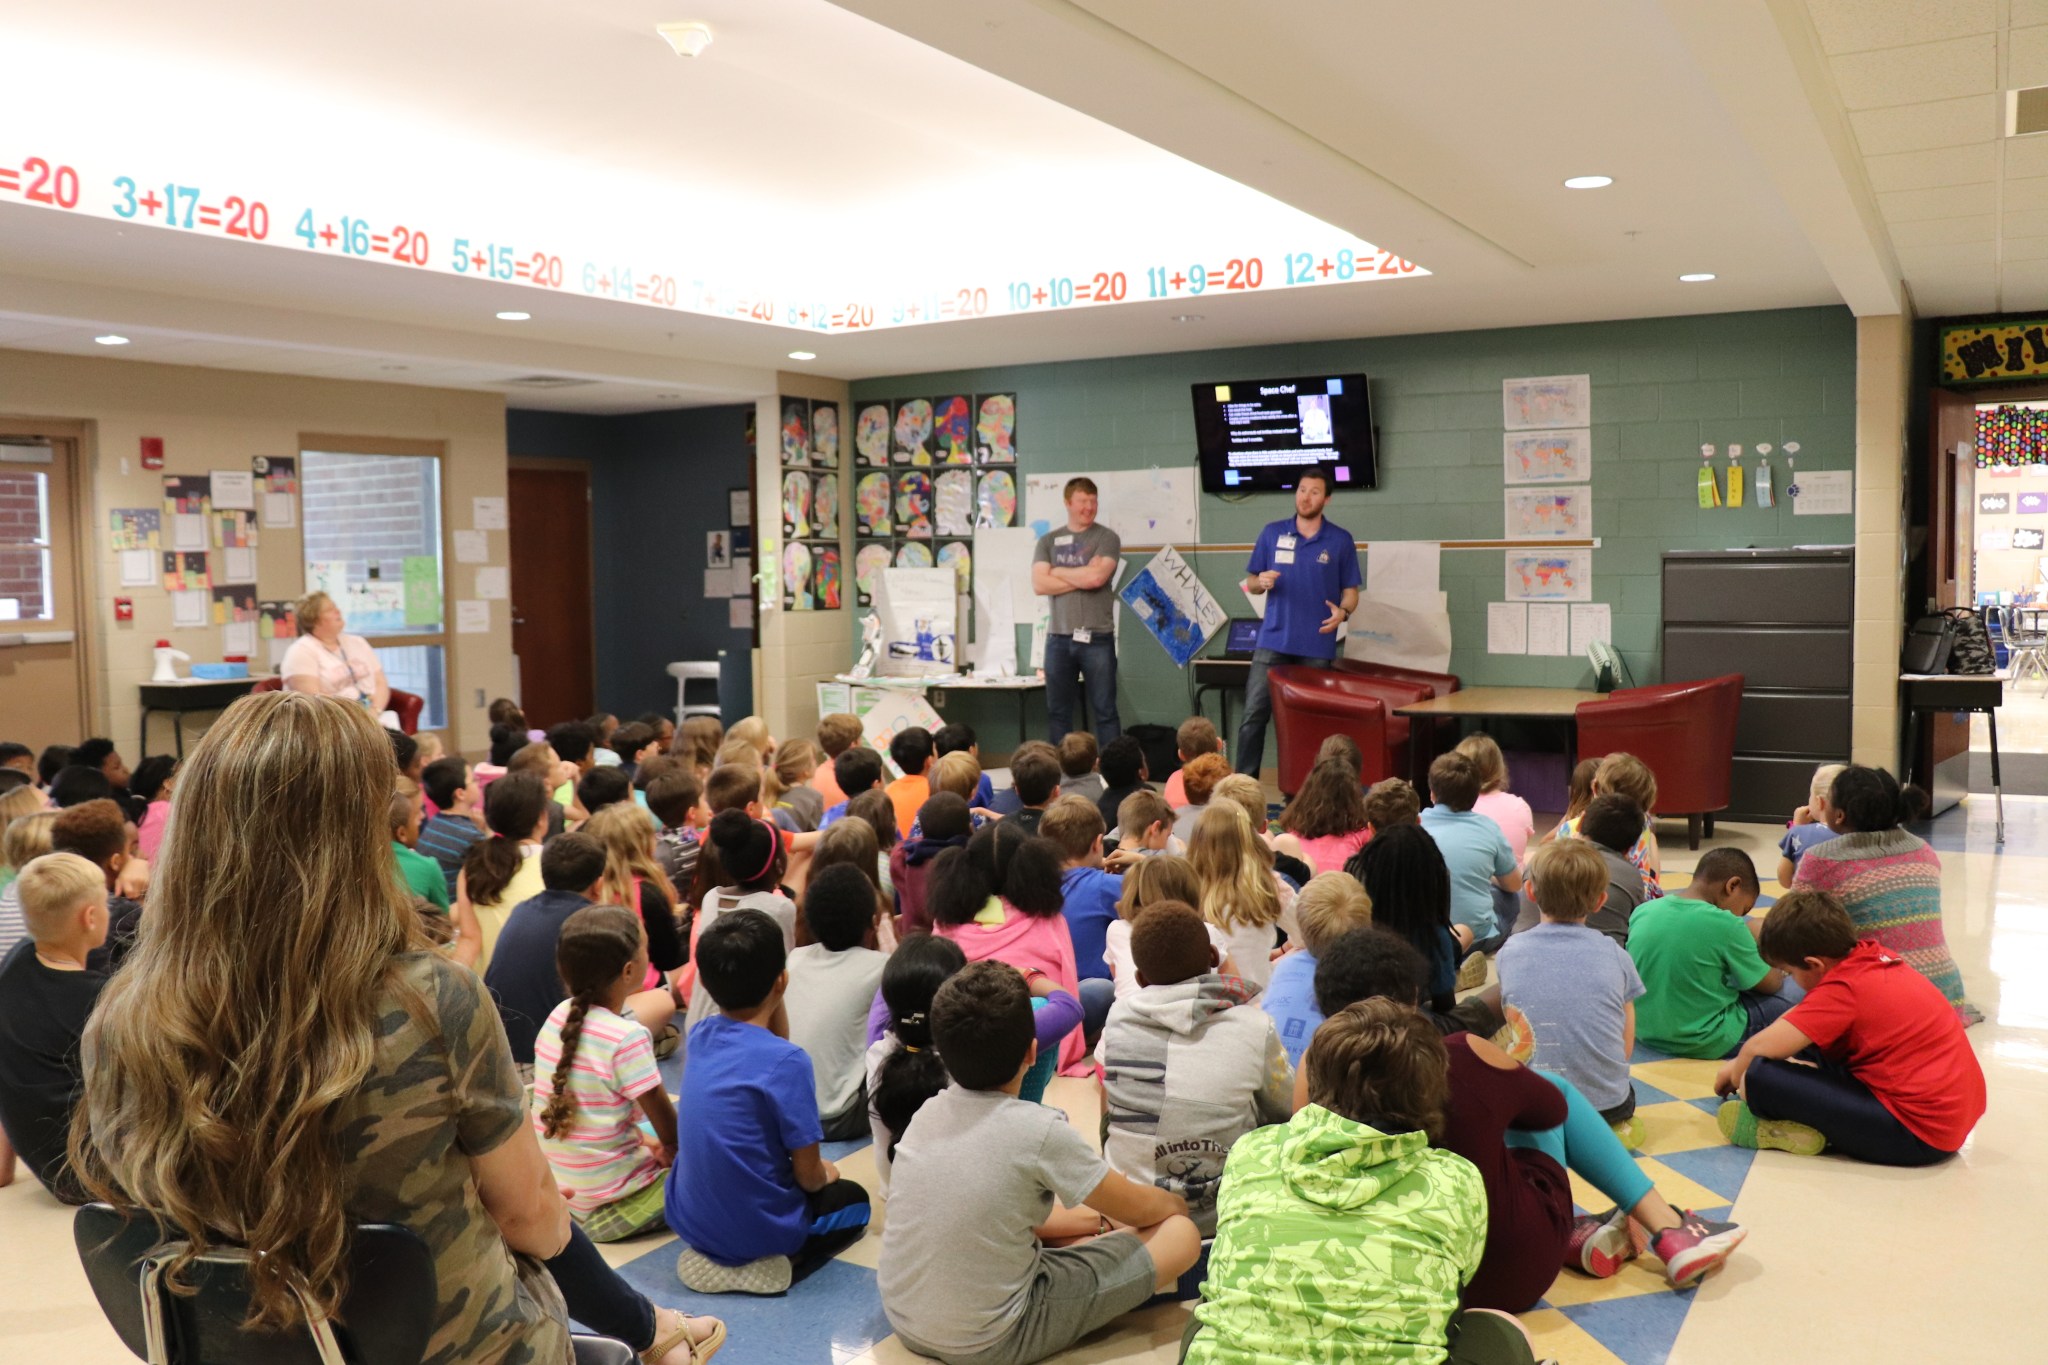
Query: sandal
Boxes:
[{"xmin": 641, "ymin": 1309, "xmax": 726, "ymax": 1365}]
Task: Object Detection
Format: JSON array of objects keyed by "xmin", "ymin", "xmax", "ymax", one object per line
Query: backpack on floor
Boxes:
[{"xmin": 1946, "ymin": 608, "xmax": 1996, "ymax": 675}]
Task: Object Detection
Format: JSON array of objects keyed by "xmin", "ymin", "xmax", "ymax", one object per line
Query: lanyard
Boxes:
[{"xmin": 325, "ymin": 640, "xmax": 368, "ymax": 702}]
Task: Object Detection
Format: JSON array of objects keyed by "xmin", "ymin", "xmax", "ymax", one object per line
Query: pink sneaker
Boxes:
[
  {"xmin": 1650, "ymin": 1210, "xmax": 1746, "ymax": 1289},
  {"xmin": 1565, "ymin": 1206, "xmax": 1650, "ymax": 1277}
]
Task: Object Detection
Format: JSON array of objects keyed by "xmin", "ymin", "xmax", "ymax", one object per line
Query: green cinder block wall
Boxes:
[{"xmin": 850, "ymin": 305, "xmax": 1857, "ymax": 753}]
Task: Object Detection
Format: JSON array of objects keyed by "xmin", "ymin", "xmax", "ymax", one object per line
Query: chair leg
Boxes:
[
  {"xmin": 1702, "ymin": 812, "xmax": 1715, "ymax": 840},
  {"xmin": 1687, "ymin": 813, "xmax": 1702, "ymax": 851}
]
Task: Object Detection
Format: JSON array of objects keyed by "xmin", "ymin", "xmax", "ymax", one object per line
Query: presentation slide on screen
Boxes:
[{"xmin": 1212, "ymin": 378, "xmax": 1352, "ymax": 487}]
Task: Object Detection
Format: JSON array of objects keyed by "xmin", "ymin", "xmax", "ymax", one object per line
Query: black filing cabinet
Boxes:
[{"xmin": 1661, "ymin": 548, "xmax": 1854, "ymax": 822}]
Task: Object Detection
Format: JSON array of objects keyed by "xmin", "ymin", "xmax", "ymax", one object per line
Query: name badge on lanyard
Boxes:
[{"xmin": 1274, "ymin": 532, "xmax": 1297, "ymax": 566}]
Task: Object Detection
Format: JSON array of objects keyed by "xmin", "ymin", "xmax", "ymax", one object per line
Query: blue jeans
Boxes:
[
  {"xmin": 1235, "ymin": 650, "xmax": 1330, "ymax": 775},
  {"xmin": 1044, "ymin": 633, "xmax": 1120, "ymax": 744},
  {"xmin": 1079, "ymin": 976, "xmax": 1117, "ymax": 1046},
  {"xmin": 1727, "ymin": 977, "xmax": 1806, "ymax": 1055}
]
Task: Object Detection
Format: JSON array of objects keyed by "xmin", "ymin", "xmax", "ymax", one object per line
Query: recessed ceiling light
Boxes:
[
  {"xmin": 496, "ymin": 311, "xmax": 531, "ymax": 321},
  {"xmin": 94, "ymin": 334, "xmax": 129, "ymax": 346},
  {"xmin": 1678, "ymin": 273, "xmax": 1716, "ymax": 283},
  {"xmin": 1171, "ymin": 314, "xmax": 1204, "ymax": 324},
  {"xmin": 657, "ymin": 21, "xmax": 713, "ymax": 57},
  {"xmin": 788, "ymin": 351, "xmax": 816, "ymax": 361},
  {"xmin": 1563, "ymin": 175, "xmax": 1614, "ymax": 189}
]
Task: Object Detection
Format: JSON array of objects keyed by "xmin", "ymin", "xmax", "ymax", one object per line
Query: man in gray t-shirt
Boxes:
[{"xmin": 1032, "ymin": 476, "xmax": 1123, "ymax": 745}]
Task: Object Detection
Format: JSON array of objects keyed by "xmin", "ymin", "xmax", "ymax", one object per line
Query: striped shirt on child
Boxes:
[{"xmin": 531, "ymin": 1001, "xmax": 666, "ymax": 1215}]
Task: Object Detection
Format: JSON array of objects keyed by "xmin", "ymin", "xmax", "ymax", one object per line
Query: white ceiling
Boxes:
[{"xmin": 0, "ymin": 0, "xmax": 2003, "ymax": 412}]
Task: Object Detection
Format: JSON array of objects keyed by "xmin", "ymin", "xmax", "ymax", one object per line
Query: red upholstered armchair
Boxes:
[
  {"xmin": 1335, "ymin": 660, "xmax": 1460, "ymax": 770},
  {"xmin": 1575, "ymin": 673, "xmax": 1743, "ymax": 849},
  {"xmin": 251, "ymin": 674, "xmax": 426, "ymax": 734},
  {"xmin": 1267, "ymin": 666, "xmax": 1395, "ymax": 795}
]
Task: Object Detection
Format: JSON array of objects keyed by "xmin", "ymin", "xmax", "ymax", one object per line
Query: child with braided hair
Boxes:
[{"xmin": 531, "ymin": 904, "xmax": 683, "ymax": 1243}]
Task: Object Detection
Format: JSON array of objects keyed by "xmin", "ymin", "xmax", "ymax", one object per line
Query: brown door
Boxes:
[
  {"xmin": 507, "ymin": 461, "xmax": 594, "ymax": 728},
  {"xmin": 0, "ymin": 435, "xmax": 88, "ymax": 751}
]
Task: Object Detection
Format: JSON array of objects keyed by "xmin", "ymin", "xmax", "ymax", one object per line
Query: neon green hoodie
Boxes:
[{"xmin": 1187, "ymin": 1104, "xmax": 1487, "ymax": 1365}]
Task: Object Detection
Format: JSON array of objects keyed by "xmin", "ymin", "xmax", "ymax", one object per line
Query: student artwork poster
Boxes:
[
  {"xmin": 1118, "ymin": 545, "xmax": 1225, "ymax": 668},
  {"xmin": 1505, "ymin": 549, "xmax": 1592, "ymax": 602}
]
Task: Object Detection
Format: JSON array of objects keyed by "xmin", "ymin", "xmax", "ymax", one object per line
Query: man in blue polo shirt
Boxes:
[{"xmin": 1234, "ymin": 468, "xmax": 1361, "ymax": 775}]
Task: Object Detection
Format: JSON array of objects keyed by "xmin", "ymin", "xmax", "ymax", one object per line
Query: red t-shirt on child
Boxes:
[{"xmin": 1784, "ymin": 941, "xmax": 1985, "ymax": 1152}]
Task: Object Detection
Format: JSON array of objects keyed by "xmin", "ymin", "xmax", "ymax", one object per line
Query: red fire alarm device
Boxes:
[
  {"xmin": 114, "ymin": 597, "xmax": 134, "ymax": 622},
  {"xmin": 140, "ymin": 437, "xmax": 164, "ymax": 470}
]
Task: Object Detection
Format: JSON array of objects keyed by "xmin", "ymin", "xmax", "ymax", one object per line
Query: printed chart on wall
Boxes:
[
  {"xmin": 1491, "ymin": 376, "xmax": 1597, "ymax": 652},
  {"xmin": 1022, "ymin": 468, "xmax": 1199, "ymax": 547},
  {"xmin": 855, "ymin": 394, "xmax": 1019, "ymax": 617}
]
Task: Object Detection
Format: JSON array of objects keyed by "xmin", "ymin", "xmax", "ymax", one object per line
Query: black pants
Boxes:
[
  {"xmin": 1746, "ymin": 1056, "xmax": 1952, "ymax": 1167},
  {"xmin": 547, "ymin": 1223, "xmax": 656, "ymax": 1351},
  {"xmin": 1599, "ymin": 1089, "xmax": 1638, "ymax": 1125},
  {"xmin": 792, "ymin": 1179, "xmax": 872, "ymax": 1283}
]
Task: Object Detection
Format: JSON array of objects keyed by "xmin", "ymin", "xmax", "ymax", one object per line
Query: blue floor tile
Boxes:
[
  {"xmin": 611, "ymin": 1245, "xmax": 893, "ymax": 1365},
  {"xmin": 1629, "ymin": 1077, "xmax": 1679, "ymax": 1107},
  {"xmin": 1652, "ymin": 1143, "xmax": 1757, "ymax": 1206},
  {"xmin": 1556, "ymin": 1283, "xmax": 1698, "ymax": 1365}
]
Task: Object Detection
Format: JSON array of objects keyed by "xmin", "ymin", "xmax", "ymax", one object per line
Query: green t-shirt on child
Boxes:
[
  {"xmin": 394, "ymin": 840, "xmax": 452, "ymax": 911},
  {"xmin": 1626, "ymin": 895, "xmax": 1771, "ymax": 1059}
]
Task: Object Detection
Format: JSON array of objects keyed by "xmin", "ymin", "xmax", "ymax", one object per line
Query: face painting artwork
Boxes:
[
  {"xmin": 934, "ymin": 468, "xmax": 975, "ymax": 537},
  {"xmin": 812, "ymin": 473, "xmax": 840, "ymax": 535},
  {"xmin": 855, "ymin": 404, "xmax": 890, "ymax": 467},
  {"xmin": 783, "ymin": 541, "xmax": 813, "ymax": 610},
  {"xmin": 937, "ymin": 541, "xmax": 972, "ymax": 594},
  {"xmin": 894, "ymin": 398, "xmax": 933, "ymax": 465},
  {"xmin": 896, "ymin": 470, "xmax": 933, "ymax": 538},
  {"xmin": 811, "ymin": 403, "xmax": 840, "ymax": 466},
  {"xmin": 815, "ymin": 546, "xmax": 842, "ymax": 608},
  {"xmin": 782, "ymin": 471, "xmax": 812, "ymax": 537},
  {"xmin": 934, "ymin": 395, "xmax": 973, "ymax": 464},
  {"xmin": 976, "ymin": 469, "xmax": 1018, "ymax": 527},
  {"xmin": 894, "ymin": 540, "xmax": 934, "ymax": 569},
  {"xmin": 781, "ymin": 401, "xmax": 809, "ymax": 466},
  {"xmin": 856, "ymin": 543, "xmax": 892, "ymax": 601},
  {"xmin": 855, "ymin": 472, "xmax": 893, "ymax": 535},
  {"xmin": 976, "ymin": 394, "xmax": 1016, "ymax": 463}
]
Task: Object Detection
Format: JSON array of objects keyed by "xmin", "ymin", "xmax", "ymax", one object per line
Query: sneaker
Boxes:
[
  {"xmin": 1455, "ymin": 951, "xmax": 1490, "ymax": 992},
  {"xmin": 1610, "ymin": 1114, "xmax": 1646, "ymax": 1150},
  {"xmin": 1565, "ymin": 1207, "xmax": 1637, "ymax": 1278},
  {"xmin": 1489, "ymin": 1004, "xmax": 1536, "ymax": 1064},
  {"xmin": 674, "ymin": 1246, "xmax": 792, "ymax": 1295},
  {"xmin": 1650, "ymin": 1210, "xmax": 1747, "ymax": 1290},
  {"xmin": 1718, "ymin": 1098, "xmax": 1826, "ymax": 1156}
]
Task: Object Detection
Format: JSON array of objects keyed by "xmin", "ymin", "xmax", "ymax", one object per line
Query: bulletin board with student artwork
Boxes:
[{"xmin": 778, "ymin": 396, "xmax": 848, "ymax": 611}]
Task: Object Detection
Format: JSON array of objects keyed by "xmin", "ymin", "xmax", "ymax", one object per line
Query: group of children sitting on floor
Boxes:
[{"xmin": 0, "ymin": 707, "xmax": 1990, "ymax": 1365}]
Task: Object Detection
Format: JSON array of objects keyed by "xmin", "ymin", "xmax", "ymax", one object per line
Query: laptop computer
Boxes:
[{"xmin": 1218, "ymin": 618, "xmax": 1261, "ymax": 659}]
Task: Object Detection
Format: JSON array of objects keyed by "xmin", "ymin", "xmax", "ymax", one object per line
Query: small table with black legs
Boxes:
[
  {"xmin": 138, "ymin": 677, "xmax": 257, "ymax": 757},
  {"xmin": 1901, "ymin": 671, "xmax": 2004, "ymax": 845}
]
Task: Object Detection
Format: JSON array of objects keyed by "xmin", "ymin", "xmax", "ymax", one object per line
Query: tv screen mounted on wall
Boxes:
[{"xmin": 1191, "ymin": 373, "xmax": 1376, "ymax": 494}]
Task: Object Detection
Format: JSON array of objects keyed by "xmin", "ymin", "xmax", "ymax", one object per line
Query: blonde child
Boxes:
[
  {"xmin": 727, "ymin": 716, "xmax": 774, "ymax": 764},
  {"xmin": 0, "ymin": 810, "xmax": 58, "ymax": 961},
  {"xmin": 771, "ymin": 738, "xmax": 825, "ymax": 832},
  {"xmin": 532, "ymin": 904, "xmax": 685, "ymax": 1244},
  {"xmin": 1561, "ymin": 758, "xmax": 1601, "ymax": 827},
  {"xmin": 1458, "ymin": 734, "xmax": 1535, "ymax": 869},
  {"xmin": 675, "ymin": 714, "xmax": 725, "ymax": 775},
  {"xmin": 717, "ymin": 736, "xmax": 764, "ymax": 771},
  {"xmin": 1261, "ymin": 871, "xmax": 1372, "ymax": 1067},
  {"xmin": 1777, "ymin": 762, "xmax": 1846, "ymax": 886},
  {"xmin": 928, "ymin": 750, "xmax": 985, "ymax": 830},
  {"xmin": 586, "ymin": 802, "xmax": 687, "ymax": 985},
  {"xmin": 1558, "ymin": 753, "xmax": 1662, "ymax": 896},
  {"xmin": 1189, "ymin": 803, "xmax": 1286, "ymax": 990},
  {"xmin": 414, "ymin": 731, "xmax": 446, "ymax": 767}
]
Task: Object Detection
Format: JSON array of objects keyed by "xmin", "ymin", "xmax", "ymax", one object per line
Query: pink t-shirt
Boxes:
[
  {"xmin": 136, "ymin": 800, "xmax": 171, "ymax": 862},
  {"xmin": 1474, "ymin": 791, "xmax": 1535, "ymax": 868},
  {"xmin": 1295, "ymin": 827, "xmax": 1372, "ymax": 876},
  {"xmin": 280, "ymin": 632, "xmax": 383, "ymax": 703},
  {"xmin": 936, "ymin": 903, "xmax": 1089, "ymax": 1075}
]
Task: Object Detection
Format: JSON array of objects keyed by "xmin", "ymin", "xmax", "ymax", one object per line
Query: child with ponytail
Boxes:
[
  {"xmin": 532, "ymin": 904, "xmax": 683, "ymax": 1243},
  {"xmin": 450, "ymin": 771, "xmax": 551, "ymax": 974},
  {"xmin": 680, "ymin": 808, "xmax": 798, "ymax": 1037}
]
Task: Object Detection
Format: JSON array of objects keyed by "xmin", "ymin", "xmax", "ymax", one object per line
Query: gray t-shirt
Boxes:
[
  {"xmin": 879, "ymin": 1084, "xmax": 1110, "ymax": 1353},
  {"xmin": 785, "ymin": 943, "xmax": 888, "ymax": 1119},
  {"xmin": 1034, "ymin": 522, "xmax": 1122, "ymax": 636},
  {"xmin": 1496, "ymin": 921, "xmax": 1644, "ymax": 1111}
]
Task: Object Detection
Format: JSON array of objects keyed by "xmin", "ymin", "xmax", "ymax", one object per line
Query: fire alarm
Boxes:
[
  {"xmin": 140, "ymin": 437, "xmax": 164, "ymax": 470},
  {"xmin": 114, "ymin": 596, "xmax": 134, "ymax": 622}
]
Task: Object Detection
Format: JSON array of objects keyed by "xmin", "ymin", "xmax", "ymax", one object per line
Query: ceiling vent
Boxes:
[
  {"xmin": 2008, "ymin": 87, "xmax": 2048, "ymax": 137},
  {"xmin": 495, "ymin": 375, "xmax": 598, "ymax": 389}
]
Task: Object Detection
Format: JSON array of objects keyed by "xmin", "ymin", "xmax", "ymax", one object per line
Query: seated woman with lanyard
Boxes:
[{"xmin": 281, "ymin": 590, "xmax": 396, "ymax": 727}]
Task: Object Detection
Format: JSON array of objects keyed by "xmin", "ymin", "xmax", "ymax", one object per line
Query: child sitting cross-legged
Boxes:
[
  {"xmin": 669, "ymin": 907, "xmax": 871, "ymax": 1294},
  {"xmin": 1101, "ymin": 902, "xmax": 1293, "ymax": 1235},
  {"xmin": 1628, "ymin": 847, "xmax": 1801, "ymax": 1060},
  {"xmin": 1716, "ymin": 889, "xmax": 1986, "ymax": 1166},
  {"xmin": 880, "ymin": 961, "xmax": 1200, "ymax": 1365},
  {"xmin": 1184, "ymin": 995, "xmax": 1539, "ymax": 1365},
  {"xmin": 1557, "ymin": 753, "xmax": 1663, "ymax": 896},
  {"xmin": 1273, "ymin": 755, "xmax": 1373, "ymax": 876},
  {"xmin": 1111, "ymin": 787, "xmax": 1179, "ymax": 859},
  {"xmin": 891, "ymin": 792, "xmax": 971, "ymax": 936},
  {"xmin": 1776, "ymin": 762, "xmax": 1846, "ymax": 888},
  {"xmin": 531, "ymin": 904, "xmax": 679, "ymax": 1243},
  {"xmin": 682, "ymin": 807, "xmax": 799, "ymax": 1038},
  {"xmin": 0, "ymin": 852, "xmax": 110, "ymax": 1201},
  {"xmin": 1313, "ymin": 928, "xmax": 1747, "ymax": 1303},
  {"xmin": 1418, "ymin": 752, "xmax": 1521, "ymax": 959},
  {"xmin": 1497, "ymin": 840, "xmax": 1646, "ymax": 1142},
  {"xmin": 784, "ymin": 865, "xmax": 888, "ymax": 1141},
  {"xmin": 1261, "ymin": 870, "xmax": 1374, "ymax": 1068}
]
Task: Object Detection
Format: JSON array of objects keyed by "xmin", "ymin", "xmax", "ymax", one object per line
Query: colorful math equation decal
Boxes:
[{"xmin": 1119, "ymin": 545, "xmax": 1225, "ymax": 667}]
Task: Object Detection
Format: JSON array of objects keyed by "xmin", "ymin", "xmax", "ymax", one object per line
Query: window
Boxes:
[
  {"xmin": 0, "ymin": 447, "xmax": 54, "ymax": 621},
  {"xmin": 301, "ymin": 448, "xmax": 449, "ymax": 729}
]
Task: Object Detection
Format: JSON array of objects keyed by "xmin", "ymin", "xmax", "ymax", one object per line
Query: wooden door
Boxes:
[
  {"xmin": 0, "ymin": 436, "xmax": 88, "ymax": 751},
  {"xmin": 507, "ymin": 462, "xmax": 594, "ymax": 728}
]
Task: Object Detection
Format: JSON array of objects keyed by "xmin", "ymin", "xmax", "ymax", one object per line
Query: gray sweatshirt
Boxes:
[{"xmin": 1100, "ymin": 973, "xmax": 1294, "ymax": 1235}]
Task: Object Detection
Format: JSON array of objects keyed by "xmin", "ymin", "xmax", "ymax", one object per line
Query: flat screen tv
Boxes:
[{"xmin": 1191, "ymin": 374, "xmax": 1376, "ymax": 493}]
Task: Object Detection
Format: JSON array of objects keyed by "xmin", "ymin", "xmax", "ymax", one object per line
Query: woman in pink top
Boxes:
[
  {"xmin": 1274, "ymin": 756, "xmax": 1373, "ymax": 875},
  {"xmin": 1460, "ymin": 734, "xmax": 1535, "ymax": 867},
  {"xmin": 927, "ymin": 821, "xmax": 1089, "ymax": 1074}
]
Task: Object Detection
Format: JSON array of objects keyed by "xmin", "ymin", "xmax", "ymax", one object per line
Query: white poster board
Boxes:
[
  {"xmin": 1343, "ymin": 591, "xmax": 1453, "ymax": 674},
  {"xmin": 876, "ymin": 568, "xmax": 959, "ymax": 677},
  {"xmin": 1023, "ymin": 468, "xmax": 1200, "ymax": 547},
  {"xmin": 860, "ymin": 689, "xmax": 946, "ymax": 781}
]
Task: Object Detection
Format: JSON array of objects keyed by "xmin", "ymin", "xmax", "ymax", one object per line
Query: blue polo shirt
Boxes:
[{"xmin": 1246, "ymin": 516, "xmax": 1361, "ymax": 658}]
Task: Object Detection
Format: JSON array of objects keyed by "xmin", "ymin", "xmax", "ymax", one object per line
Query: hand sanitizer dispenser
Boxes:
[{"xmin": 151, "ymin": 639, "xmax": 190, "ymax": 683}]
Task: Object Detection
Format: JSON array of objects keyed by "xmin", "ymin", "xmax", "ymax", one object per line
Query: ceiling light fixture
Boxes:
[
  {"xmin": 788, "ymin": 350, "xmax": 816, "ymax": 361},
  {"xmin": 94, "ymin": 334, "xmax": 130, "ymax": 345},
  {"xmin": 1563, "ymin": 175, "xmax": 1613, "ymax": 189},
  {"xmin": 657, "ymin": 21, "xmax": 713, "ymax": 57},
  {"xmin": 1678, "ymin": 273, "xmax": 1716, "ymax": 283},
  {"xmin": 496, "ymin": 311, "xmax": 531, "ymax": 321}
]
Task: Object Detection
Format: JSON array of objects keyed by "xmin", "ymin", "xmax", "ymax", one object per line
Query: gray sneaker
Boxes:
[{"xmin": 674, "ymin": 1245, "xmax": 793, "ymax": 1295}]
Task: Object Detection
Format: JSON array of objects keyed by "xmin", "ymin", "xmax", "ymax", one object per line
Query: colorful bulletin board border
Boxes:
[
  {"xmin": 1942, "ymin": 319, "xmax": 2048, "ymax": 384},
  {"xmin": 1975, "ymin": 404, "xmax": 2048, "ymax": 468}
]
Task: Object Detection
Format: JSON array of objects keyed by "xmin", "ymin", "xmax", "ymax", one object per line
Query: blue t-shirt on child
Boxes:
[
  {"xmin": 667, "ymin": 1014, "xmax": 823, "ymax": 1264},
  {"xmin": 1778, "ymin": 822, "xmax": 1838, "ymax": 874},
  {"xmin": 1497, "ymin": 921, "xmax": 1644, "ymax": 1112},
  {"xmin": 1261, "ymin": 948, "xmax": 1323, "ymax": 1068},
  {"xmin": 1419, "ymin": 805, "xmax": 1517, "ymax": 937},
  {"xmin": 1059, "ymin": 866, "xmax": 1121, "ymax": 980}
]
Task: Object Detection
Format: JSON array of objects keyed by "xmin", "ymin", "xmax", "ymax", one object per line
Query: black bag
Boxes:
[
  {"xmin": 1902, "ymin": 613, "xmax": 1955, "ymax": 675},
  {"xmin": 1947, "ymin": 607, "xmax": 1996, "ymax": 675}
]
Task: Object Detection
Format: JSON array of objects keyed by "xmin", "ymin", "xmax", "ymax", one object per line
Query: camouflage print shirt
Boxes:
[{"xmin": 337, "ymin": 952, "xmax": 572, "ymax": 1365}]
